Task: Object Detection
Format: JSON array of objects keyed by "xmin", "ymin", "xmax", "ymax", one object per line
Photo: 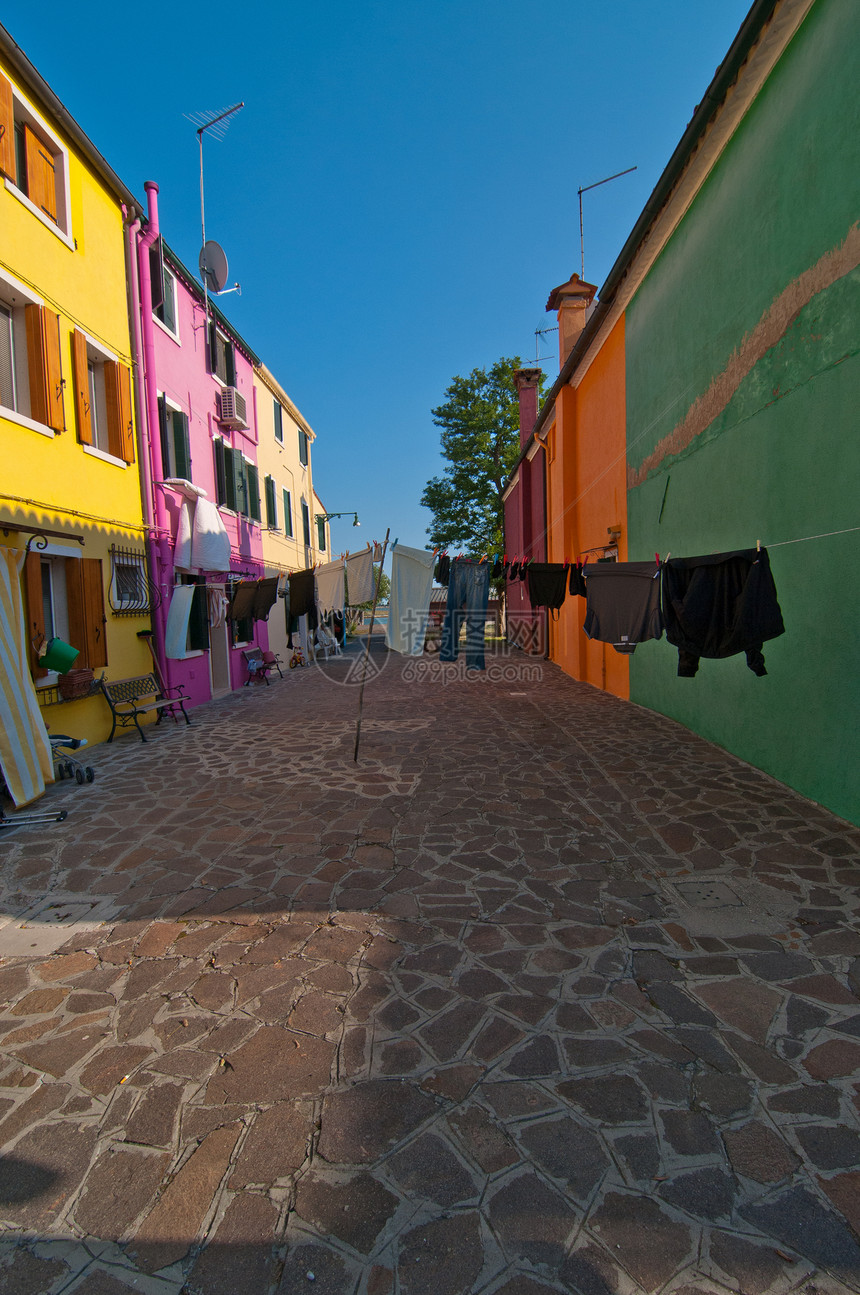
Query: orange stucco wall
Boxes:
[{"xmin": 545, "ymin": 314, "xmax": 629, "ymax": 699}]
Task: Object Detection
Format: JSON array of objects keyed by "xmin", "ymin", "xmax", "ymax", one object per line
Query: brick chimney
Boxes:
[
  {"xmin": 513, "ymin": 368, "xmax": 542, "ymax": 451},
  {"xmin": 546, "ymin": 273, "xmax": 597, "ymax": 366}
]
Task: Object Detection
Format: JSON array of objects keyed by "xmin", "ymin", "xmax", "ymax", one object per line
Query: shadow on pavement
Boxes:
[{"xmin": 0, "ymin": 644, "xmax": 859, "ymax": 1293}]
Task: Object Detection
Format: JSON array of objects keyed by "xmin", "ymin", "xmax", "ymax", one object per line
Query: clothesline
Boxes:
[{"xmin": 764, "ymin": 525, "xmax": 860, "ymax": 549}]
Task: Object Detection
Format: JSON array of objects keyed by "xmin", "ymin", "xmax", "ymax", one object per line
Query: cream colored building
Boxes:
[{"xmin": 253, "ymin": 364, "xmax": 329, "ymax": 659}]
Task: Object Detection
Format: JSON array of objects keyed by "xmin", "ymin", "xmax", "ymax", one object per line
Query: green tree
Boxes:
[{"xmin": 421, "ymin": 356, "xmax": 533, "ymax": 556}]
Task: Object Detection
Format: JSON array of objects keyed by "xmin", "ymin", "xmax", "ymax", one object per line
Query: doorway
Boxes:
[{"xmin": 209, "ymin": 611, "xmax": 232, "ymax": 697}]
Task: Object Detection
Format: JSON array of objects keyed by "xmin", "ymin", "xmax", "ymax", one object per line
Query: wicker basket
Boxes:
[{"xmin": 58, "ymin": 668, "xmax": 94, "ymax": 701}]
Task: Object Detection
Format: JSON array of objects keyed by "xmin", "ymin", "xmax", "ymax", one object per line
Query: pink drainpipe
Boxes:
[
  {"xmin": 123, "ymin": 203, "xmax": 167, "ymax": 685},
  {"xmin": 135, "ymin": 182, "xmax": 174, "ymax": 691}
]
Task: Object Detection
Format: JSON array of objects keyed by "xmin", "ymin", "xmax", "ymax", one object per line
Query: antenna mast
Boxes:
[
  {"xmin": 578, "ymin": 165, "xmax": 637, "ymax": 279},
  {"xmin": 187, "ymin": 102, "xmax": 244, "ymax": 339}
]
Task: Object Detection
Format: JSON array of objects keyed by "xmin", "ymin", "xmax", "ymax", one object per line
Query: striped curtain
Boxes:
[{"xmin": 0, "ymin": 547, "xmax": 54, "ymax": 806}]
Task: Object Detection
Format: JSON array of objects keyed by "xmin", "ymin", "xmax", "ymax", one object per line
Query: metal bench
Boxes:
[{"xmin": 100, "ymin": 674, "xmax": 191, "ymax": 743}]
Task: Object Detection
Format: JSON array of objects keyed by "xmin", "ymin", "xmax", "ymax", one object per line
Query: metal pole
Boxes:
[
  {"xmin": 353, "ymin": 527, "xmax": 390, "ymax": 763},
  {"xmin": 198, "ymin": 128, "xmax": 210, "ymax": 346},
  {"xmin": 577, "ymin": 166, "xmax": 637, "ymax": 280}
]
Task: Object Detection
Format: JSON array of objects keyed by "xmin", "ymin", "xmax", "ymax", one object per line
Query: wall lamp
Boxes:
[{"xmin": 316, "ymin": 511, "xmax": 360, "ymax": 527}]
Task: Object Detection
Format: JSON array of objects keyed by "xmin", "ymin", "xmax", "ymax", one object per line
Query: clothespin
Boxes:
[{"xmin": 756, "ymin": 538, "xmax": 761, "ymax": 551}]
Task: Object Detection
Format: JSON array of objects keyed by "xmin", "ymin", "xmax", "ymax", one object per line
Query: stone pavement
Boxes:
[{"xmin": 0, "ymin": 640, "xmax": 859, "ymax": 1295}]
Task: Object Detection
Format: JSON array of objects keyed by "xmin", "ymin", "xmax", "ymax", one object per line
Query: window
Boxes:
[
  {"xmin": 23, "ymin": 551, "xmax": 107, "ymax": 680},
  {"xmin": 301, "ymin": 499, "xmax": 311, "ymax": 548},
  {"xmin": 283, "ymin": 489, "xmax": 293, "ymax": 538},
  {"xmin": 1, "ymin": 72, "xmax": 71, "ymax": 243},
  {"xmin": 213, "ymin": 439, "xmax": 259, "ymax": 519},
  {"xmin": 153, "ymin": 262, "xmax": 178, "ymax": 339},
  {"xmin": 228, "ymin": 579, "xmax": 253, "ymax": 647},
  {"xmin": 273, "ymin": 400, "xmax": 283, "ymax": 443},
  {"xmin": 0, "ymin": 303, "xmax": 19, "ymax": 411},
  {"xmin": 71, "ymin": 330, "xmax": 134, "ymax": 463},
  {"xmin": 181, "ymin": 574, "xmax": 209, "ymax": 652},
  {"xmin": 158, "ymin": 395, "xmax": 191, "ymax": 479},
  {"xmin": 0, "ymin": 272, "xmax": 61, "ymax": 433},
  {"xmin": 298, "ymin": 427, "xmax": 309, "ymax": 467},
  {"xmin": 246, "ymin": 464, "xmax": 261, "ymax": 523},
  {"xmin": 265, "ymin": 475, "xmax": 277, "ymax": 528},
  {"xmin": 108, "ymin": 546, "xmax": 151, "ymax": 616},
  {"xmin": 317, "ymin": 517, "xmax": 327, "ymax": 552},
  {"xmin": 208, "ymin": 323, "xmax": 235, "ymax": 386}
]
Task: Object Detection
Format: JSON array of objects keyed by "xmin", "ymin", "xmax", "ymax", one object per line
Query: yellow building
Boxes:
[
  {"xmin": 0, "ymin": 29, "xmax": 151, "ymax": 753},
  {"xmin": 253, "ymin": 363, "xmax": 328, "ymax": 660}
]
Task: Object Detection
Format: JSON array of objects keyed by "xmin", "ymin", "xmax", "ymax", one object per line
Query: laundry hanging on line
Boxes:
[
  {"xmin": 662, "ymin": 547, "xmax": 785, "ymax": 676},
  {"xmin": 386, "ymin": 543, "xmax": 435, "ymax": 656},
  {"xmin": 439, "ymin": 557, "xmax": 491, "ymax": 670},
  {"xmin": 526, "ymin": 562, "xmax": 568, "ymax": 615},
  {"xmin": 582, "ymin": 560, "xmax": 664, "ymax": 655},
  {"xmin": 345, "ymin": 546, "xmax": 374, "ymax": 604},
  {"xmin": 316, "ymin": 558, "xmax": 345, "ymax": 617}
]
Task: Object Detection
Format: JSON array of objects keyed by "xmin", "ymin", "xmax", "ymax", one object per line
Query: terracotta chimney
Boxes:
[
  {"xmin": 546, "ymin": 273, "xmax": 597, "ymax": 365},
  {"xmin": 513, "ymin": 368, "xmax": 542, "ymax": 451}
]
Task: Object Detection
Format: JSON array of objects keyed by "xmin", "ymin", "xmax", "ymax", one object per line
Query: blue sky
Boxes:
[{"xmin": 9, "ymin": 1, "xmax": 751, "ymax": 553}]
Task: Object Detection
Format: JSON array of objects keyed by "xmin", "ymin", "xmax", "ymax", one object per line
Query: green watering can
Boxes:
[{"xmin": 38, "ymin": 637, "xmax": 80, "ymax": 674}]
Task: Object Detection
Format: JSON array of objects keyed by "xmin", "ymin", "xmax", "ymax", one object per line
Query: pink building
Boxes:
[
  {"xmin": 502, "ymin": 367, "xmax": 546, "ymax": 654},
  {"xmin": 130, "ymin": 182, "xmax": 267, "ymax": 707}
]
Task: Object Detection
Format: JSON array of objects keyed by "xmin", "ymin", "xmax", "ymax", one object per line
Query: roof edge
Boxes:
[{"xmin": 0, "ymin": 23, "xmax": 141, "ymax": 213}]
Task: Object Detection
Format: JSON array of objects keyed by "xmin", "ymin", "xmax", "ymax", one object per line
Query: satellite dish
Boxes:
[{"xmin": 199, "ymin": 241, "xmax": 229, "ymax": 293}]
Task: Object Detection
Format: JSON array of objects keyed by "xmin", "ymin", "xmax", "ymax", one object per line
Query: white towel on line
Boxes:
[
  {"xmin": 346, "ymin": 546, "xmax": 374, "ymax": 604},
  {"xmin": 386, "ymin": 544, "xmax": 435, "ymax": 656}
]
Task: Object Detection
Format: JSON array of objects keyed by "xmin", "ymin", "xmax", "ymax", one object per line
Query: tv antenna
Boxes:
[
  {"xmin": 534, "ymin": 324, "xmax": 558, "ymax": 366},
  {"xmin": 578, "ymin": 165, "xmax": 636, "ymax": 279},
  {"xmin": 185, "ymin": 102, "xmax": 244, "ymax": 325}
]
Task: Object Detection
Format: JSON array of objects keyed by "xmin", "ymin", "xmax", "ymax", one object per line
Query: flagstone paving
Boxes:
[{"xmin": 0, "ymin": 640, "xmax": 858, "ymax": 1294}]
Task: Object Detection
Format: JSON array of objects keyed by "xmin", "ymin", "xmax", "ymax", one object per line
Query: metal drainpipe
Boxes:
[
  {"xmin": 124, "ymin": 204, "xmax": 168, "ymax": 686},
  {"xmin": 137, "ymin": 182, "xmax": 173, "ymax": 691}
]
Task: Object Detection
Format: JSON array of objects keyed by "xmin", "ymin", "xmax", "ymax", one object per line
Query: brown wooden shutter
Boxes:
[
  {"xmin": 71, "ymin": 329, "xmax": 93, "ymax": 445},
  {"xmin": 25, "ymin": 305, "xmax": 64, "ymax": 432},
  {"xmin": 118, "ymin": 363, "xmax": 135, "ymax": 463},
  {"xmin": 66, "ymin": 557, "xmax": 107, "ymax": 670},
  {"xmin": 82, "ymin": 558, "xmax": 107, "ymax": 668},
  {"xmin": 104, "ymin": 360, "xmax": 125, "ymax": 460},
  {"xmin": 0, "ymin": 73, "xmax": 15, "ymax": 181},
  {"xmin": 24, "ymin": 124, "xmax": 57, "ymax": 222},
  {"xmin": 22, "ymin": 552, "xmax": 48, "ymax": 679}
]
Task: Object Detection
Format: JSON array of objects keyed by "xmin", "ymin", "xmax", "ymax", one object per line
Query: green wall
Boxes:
[{"xmin": 625, "ymin": 0, "xmax": 860, "ymax": 824}]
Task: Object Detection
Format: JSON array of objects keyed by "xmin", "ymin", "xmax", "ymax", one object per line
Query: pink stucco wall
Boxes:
[{"xmin": 147, "ymin": 259, "xmax": 267, "ymax": 706}]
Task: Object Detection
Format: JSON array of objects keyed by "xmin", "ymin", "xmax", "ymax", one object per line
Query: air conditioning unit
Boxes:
[{"xmin": 218, "ymin": 385, "xmax": 248, "ymax": 430}]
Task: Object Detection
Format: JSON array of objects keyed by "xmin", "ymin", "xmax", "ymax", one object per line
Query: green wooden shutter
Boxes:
[
  {"xmin": 157, "ymin": 396, "xmax": 170, "ymax": 476},
  {"xmin": 214, "ymin": 438, "xmax": 227, "ymax": 506},
  {"xmin": 283, "ymin": 489, "xmax": 293, "ymax": 537},
  {"xmin": 235, "ymin": 450, "xmax": 248, "ymax": 516},
  {"xmin": 247, "ymin": 464, "xmax": 261, "ymax": 523},
  {"xmin": 188, "ymin": 579, "xmax": 210, "ymax": 651},
  {"xmin": 173, "ymin": 411, "xmax": 191, "ymax": 480},
  {"xmin": 224, "ymin": 444, "xmax": 237, "ymax": 511},
  {"xmin": 265, "ymin": 475, "xmax": 277, "ymax": 527}
]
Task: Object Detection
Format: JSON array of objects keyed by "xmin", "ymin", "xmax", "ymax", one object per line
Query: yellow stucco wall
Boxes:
[
  {"xmin": 253, "ymin": 366, "xmax": 324, "ymax": 659},
  {"xmin": 1, "ymin": 59, "xmax": 151, "ymax": 746}
]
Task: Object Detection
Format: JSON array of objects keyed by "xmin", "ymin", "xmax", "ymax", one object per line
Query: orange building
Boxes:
[{"xmin": 521, "ymin": 273, "xmax": 631, "ymax": 699}]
